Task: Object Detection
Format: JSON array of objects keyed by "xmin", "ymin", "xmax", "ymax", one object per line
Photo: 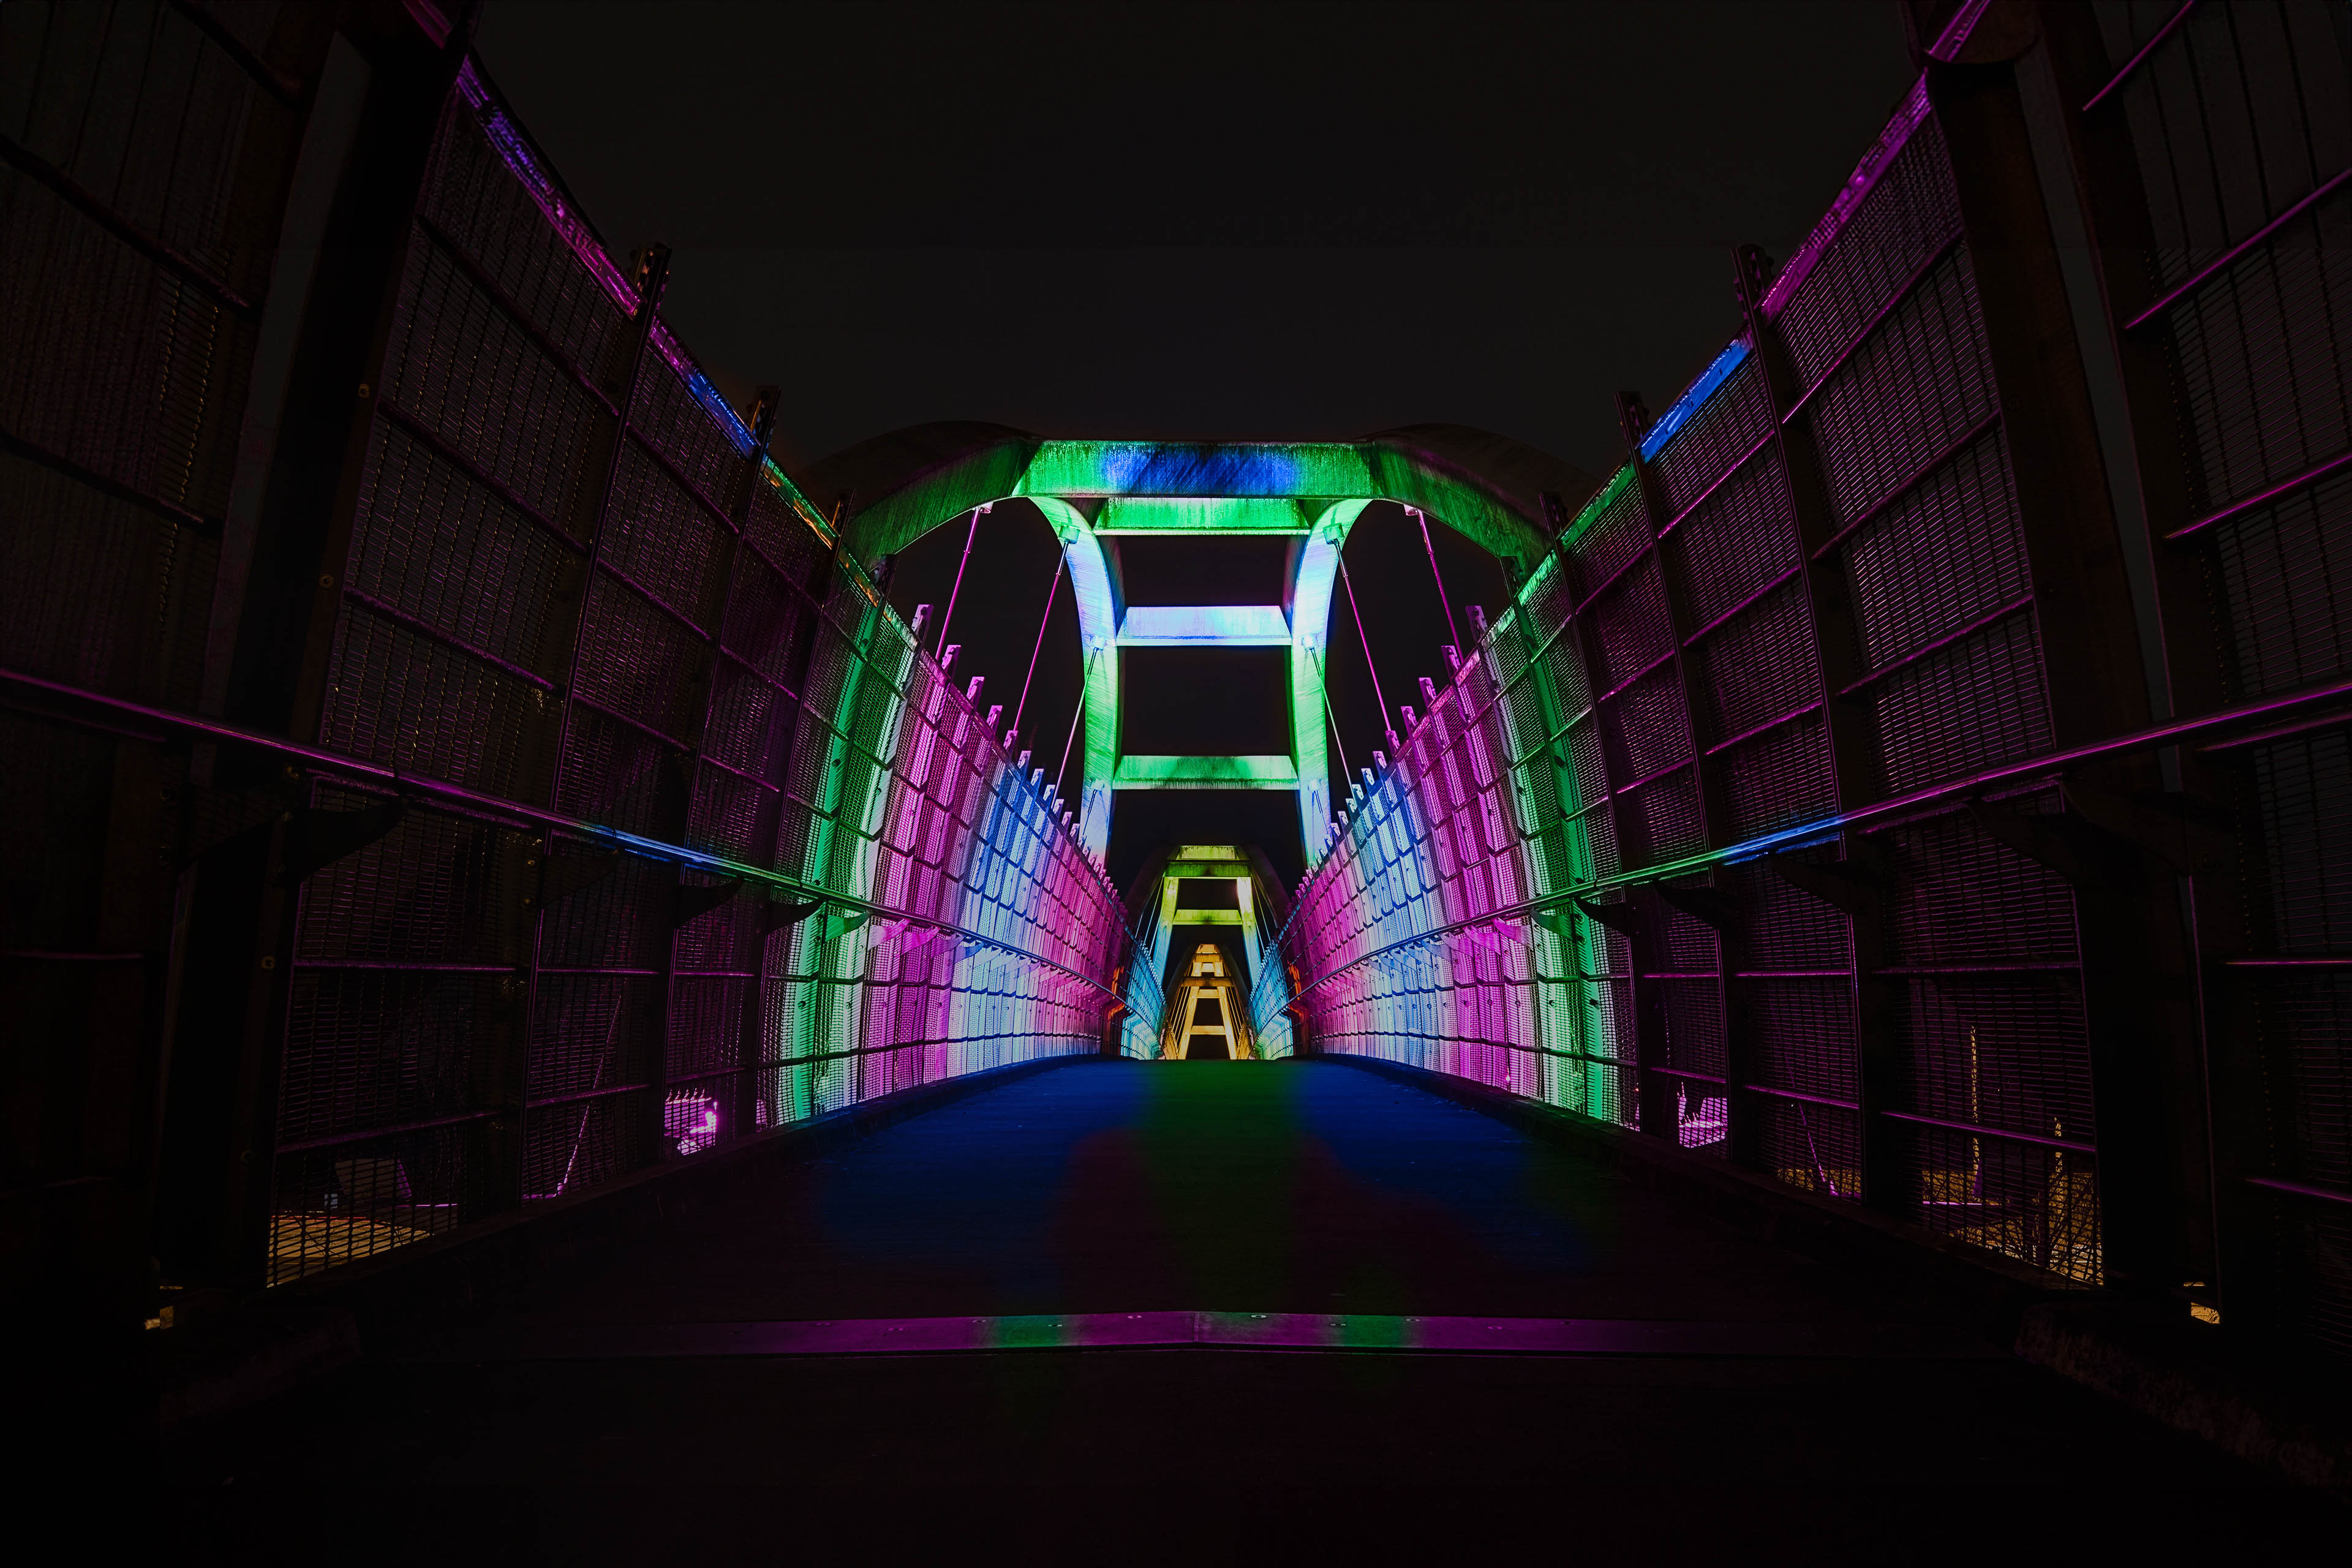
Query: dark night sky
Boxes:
[{"xmin": 473, "ymin": 1, "xmax": 1918, "ymax": 888}]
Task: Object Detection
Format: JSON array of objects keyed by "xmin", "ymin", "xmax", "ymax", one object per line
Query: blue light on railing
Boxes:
[{"xmin": 1638, "ymin": 337, "xmax": 1751, "ymax": 462}]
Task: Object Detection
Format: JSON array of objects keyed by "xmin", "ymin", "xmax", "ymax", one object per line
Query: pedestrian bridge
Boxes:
[{"xmin": 7, "ymin": 4, "xmax": 2350, "ymax": 1547}]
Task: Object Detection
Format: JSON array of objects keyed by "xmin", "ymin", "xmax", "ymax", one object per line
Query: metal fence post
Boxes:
[
  {"xmin": 513, "ymin": 244, "xmax": 671, "ymax": 1203},
  {"xmin": 1730, "ymin": 243, "xmax": 1904, "ymax": 1216}
]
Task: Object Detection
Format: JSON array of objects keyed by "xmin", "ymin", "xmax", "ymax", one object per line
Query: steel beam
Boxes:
[
  {"xmin": 1732, "ymin": 241, "xmax": 1902, "ymax": 1218},
  {"xmin": 1933, "ymin": 52, "xmax": 2206, "ymax": 1298},
  {"xmin": 2035, "ymin": 0, "xmax": 2274, "ymax": 1329},
  {"xmin": 1117, "ymin": 606, "xmax": 1291, "ymax": 645},
  {"xmin": 1618, "ymin": 390, "xmax": 1738, "ymax": 1159},
  {"xmin": 1112, "ymin": 755, "xmax": 1298, "ymax": 790}
]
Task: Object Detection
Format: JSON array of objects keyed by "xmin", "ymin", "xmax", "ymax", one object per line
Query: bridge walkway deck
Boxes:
[{"xmin": 164, "ymin": 1059, "xmax": 2332, "ymax": 1559}]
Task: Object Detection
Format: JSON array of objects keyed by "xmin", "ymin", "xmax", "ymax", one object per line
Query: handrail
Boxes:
[
  {"xmin": 1779, "ymin": 232, "xmax": 1964, "ymax": 426},
  {"xmin": 0, "ymin": 130, "xmax": 259, "ymax": 320},
  {"xmin": 2125, "ymin": 166, "xmax": 2352, "ymax": 333},
  {"xmin": 0, "ymin": 663, "xmax": 1133, "ymax": 1003},
  {"xmin": 2082, "ymin": 0, "xmax": 2199, "ymax": 114},
  {"xmin": 1273, "ymin": 669, "xmax": 2352, "ymax": 1005},
  {"xmin": 2165, "ymin": 443, "xmax": 2352, "ymax": 543},
  {"xmin": 165, "ymin": 0, "xmax": 305, "ymax": 107},
  {"xmin": 0, "ymin": 424, "xmax": 224, "ymax": 535}
]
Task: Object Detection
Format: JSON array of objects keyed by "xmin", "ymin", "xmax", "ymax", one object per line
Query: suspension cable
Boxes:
[
  {"xmin": 1336, "ymin": 551, "xmax": 1400, "ymax": 750},
  {"xmin": 1410, "ymin": 506, "xmax": 1463, "ymax": 655},
  {"xmin": 1313, "ymin": 647, "xmax": 1352, "ymax": 782},
  {"xmin": 1009, "ymin": 544, "xmax": 1066, "ymax": 744},
  {"xmin": 1055, "ymin": 646, "xmax": 1094, "ymax": 804},
  {"xmin": 932, "ymin": 505, "xmax": 984, "ymax": 654}
]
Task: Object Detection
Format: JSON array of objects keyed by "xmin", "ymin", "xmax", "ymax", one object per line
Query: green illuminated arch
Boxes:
[{"xmin": 801, "ymin": 424, "xmax": 1598, "ymax": 865}]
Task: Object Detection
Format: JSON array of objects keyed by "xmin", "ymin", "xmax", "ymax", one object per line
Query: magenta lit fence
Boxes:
[
  {"xmin": 1264, "ymin": 13, "xmax": 2352, "ymax": 1349},
  {"xmin": 0, "ymin": 6, "xmax": 1153, "ymax": 1300},
  {"xmin": 256, "ymin": 64, "xmax": 1158, "ymax": 1283}
]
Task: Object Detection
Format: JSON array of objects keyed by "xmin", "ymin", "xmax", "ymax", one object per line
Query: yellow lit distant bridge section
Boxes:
[
  {"xmin": 1132, "ymin": 845, "xmax": 1264, "ymax": 1060},
  {"xmin": 1163, "ymin": 943, "xmax": 1253, "ymax": 1061}
]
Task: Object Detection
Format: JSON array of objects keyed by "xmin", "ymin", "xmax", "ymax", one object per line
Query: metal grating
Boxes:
[
  {"xmin": 2098, "ymin": 0, "xmax": 2352, "ymax": 1349},
  {"xmin": 2247, "ymin": 972, "xmax": 2352, "ymax": 1194},
  {"xmin": 1651, "ymin": 353, "xmax": 1775, "ymax": 519},
  {"xmin": 1776, "ymin": 107, "xmax": 1959, "ymax": 395},
  {"xmin": 2213, "ymin": 472, "xmax": 2352, "ymax": 699},
  {"xmin": 1667, "ymin": 447, "xmax": 1798, "ymax": 631},
  {"xmin": 2248, "ymin": 726, "xmax": 2352, "ymax": 952},
  {"xmin": 1902, "ymin": 1122, "xmax": 2101, "ymax": 1283},
  {"xmin": 1865, "ymin": 614, "xmax": 2053, "ymax": 796},
  {"xmin": 1757, "ymin": 1098, "xmax": 1862, "ymax": 1202},
  {"xmin": 1805, "ymin": 251, "xmax": 1999, "ymax": 526},
  {"xmin": 257, "ymin": 67, "xmax": 1150, "ymax": 1283},
  {"xmin": 1719, "ymin": 715, "xmax": 1838, "ymax": 842},
  {"xmin": 1265, "ymin": 66, "xmax": 2108, "ymax": 1289},
  {"xmin": 2283, "ymin": 1208, "xmax": 2352, "ymax": 1359},
  {"xmin": 1687, "ymin": 581, "xmax": 1818, "ymax": 748},
  {"xmin": 1746, "ymin": 978, "xmax": 1859, "ymax": 1104},
  {"xmin": 2, "ymin": 1, "xmax": 310, "ymax": 1309}
]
